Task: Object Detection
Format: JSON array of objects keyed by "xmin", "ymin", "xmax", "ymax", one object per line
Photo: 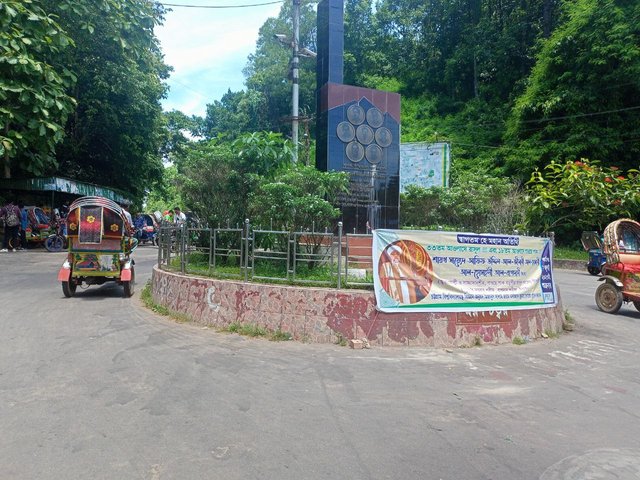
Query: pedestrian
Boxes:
[
  {"xmin": 173, "ymin": 206, "xmax": 186, "ymax": 224},
  {"xmin": 163, "ymin": 209, "xmax": 174, "ymax": 223},
  {"xmin": 0, "ymin": 199, "xmax": 22, "ymax": 252},
  {"xmin": 19, "ymin": 204, "xmax": 28, "ymax": 249}
]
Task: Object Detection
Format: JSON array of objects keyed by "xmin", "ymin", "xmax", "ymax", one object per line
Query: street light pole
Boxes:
[{"xmin": 291, "ymin": 0, "xmax": 300, "ymax": 163}]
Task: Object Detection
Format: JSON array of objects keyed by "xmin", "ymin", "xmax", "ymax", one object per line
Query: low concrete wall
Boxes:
[{"xmin": 152, "ymin": 266, "xmax": 565, "ymax": 347}]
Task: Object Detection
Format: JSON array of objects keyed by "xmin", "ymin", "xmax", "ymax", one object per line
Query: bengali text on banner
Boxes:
[{"xmin": 372, "ymin": 229, "xmax": 556, "ymax": 312}]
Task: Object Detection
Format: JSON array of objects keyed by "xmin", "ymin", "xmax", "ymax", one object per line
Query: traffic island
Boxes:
[{"xmin": 151, "ymin": 266, "xmax": 564, "ymax": 347}]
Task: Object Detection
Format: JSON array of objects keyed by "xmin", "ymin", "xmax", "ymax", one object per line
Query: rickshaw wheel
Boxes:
[
  {"xmin": 595, "ymin": 283, "xmax": 623, "ymax": 314},
  {"xmin": 45, "ymin": 235, "xmax": 65, "ymax": 252},
  {"xmin": 123, "ymin": 267, "xmax": 135, "ymax": 298},
  {"xmin": 633, "ymin": 301, "xmax": 640, "ymax": 313},
  {"xmin": 62, "ymin": 280, "xmax": 77, "ymax": 298},
  {"xmin": 587, "ymin": 266, "xmax": 601, "ymax": 276}
]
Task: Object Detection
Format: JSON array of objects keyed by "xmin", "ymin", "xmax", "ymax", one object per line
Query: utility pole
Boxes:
[{"xmin": 291, "ymin": 0, "xmax": 300, "ymax": 163}]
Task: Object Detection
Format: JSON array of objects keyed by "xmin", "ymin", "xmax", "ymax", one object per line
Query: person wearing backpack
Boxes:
[{"xmin": 0, "ymin": 200, "xmax": 21, "ymax": 252}]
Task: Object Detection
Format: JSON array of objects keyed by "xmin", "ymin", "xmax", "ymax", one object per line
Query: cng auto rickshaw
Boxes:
[
  {"xmin": 581, "ymin": 231, "xmax": 606, "ymax": 275},
  {"xmin": 595, "ymin": 218, "xmax": 640, "ymax": 313},
  {"xmin": 57, "ymin": 196, "xmax": 136, "ymax": 298}
]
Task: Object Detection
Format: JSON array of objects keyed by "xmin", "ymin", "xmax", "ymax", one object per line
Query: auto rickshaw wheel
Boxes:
[
  {"xmin": 587, "ymin": 266, "xmax": 601, "ymax": 276},
  {"xmin": 45, "ymin": 235, "xmax": 65, "ymax": 252},
  {"xmin": 123, "ymin": 267, "xmax": 135, "ymax": 298},
  {"xmin": 62, "ymin": 279, "xmax": 77, "ymax": 298},
  {"xmin": 595, "ymin": 282, "xmax": 623, "ymax": 314},
  {"xmin": 633, "ymin": 301, "xmax": 640, "ymax": 313}
]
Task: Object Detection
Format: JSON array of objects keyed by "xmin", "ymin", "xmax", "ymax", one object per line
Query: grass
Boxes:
[
  {"xmin": 219, "ymin": 322, "xmax": 292, "ymax": 341},
  {"xmin": 563, "ymin": 309, "xmax": 576, "ymax": 331},
  {"xmin": 140, "ymin": 282, "xmax": 190, "ymax": 323},
  {"xmin": 554, "ymin": 246, "xmax": 588, "ymax": 261},
  {"xmin": 169, "ymin": 251, "xmax": 374, "ymax": 289},
  {"xmin": 335, "ymin": 333, "xmax": 348, "ymax": 347},
  {"xmin": 141, "ymin": 282, "xmax": 292, "ymax": 341},
  {"xmin": 544, "ymin": 328, "xmax": 559, "ymax": 339},
  {"xmin": 512, "ymin": 336, "xmax": 527, "ymax": 345}
]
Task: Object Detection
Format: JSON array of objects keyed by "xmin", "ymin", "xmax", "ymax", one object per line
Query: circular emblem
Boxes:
[
  {"xmin": 69, "ymin": 222, "xmax": 77, "ymax": 231},
  {"xmin": 87, "ymin": 215, "xmax": 96, "ymax": 224},
  {"xmin": 375, "ymin": 127, "xmax": 392, "ymax": 148},
  {"xmin": 365, "ymin": 144, "xmax": 383, "ymax": 164},
  {"xmin": 366, "ymin": 107, "xmax": 384, "ymax": 128},
  {"xmin": 346, "ymin": 104, "xmax": 365, "ymax": 125},
  {"xmin": 110, "ymin": 224, "xmax": 119, "ymax": 232},
  {"xmin": 356, "ymin": 124, "xmax": 374, "ymax": 145},
  {"xmin": 345, "ymin": 141, "xmax": 365, "ymax": 162},
  {"xmin": 336, "ymin": 121, "xmax": 355, "ymax": 143}
]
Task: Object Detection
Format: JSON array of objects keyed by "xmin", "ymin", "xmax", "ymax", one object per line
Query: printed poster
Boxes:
[
  {"xmin": 399, "ymin": 142, "xmax": 450, "ymax": 193},
  {"xmin": 373, "ymin": 229, "xmax": 556, "ymax": 312}
]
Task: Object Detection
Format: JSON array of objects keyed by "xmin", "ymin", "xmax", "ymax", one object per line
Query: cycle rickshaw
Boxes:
[
  {"xmin": 57, "ymin": 196, "xmax": 137, "ymax": 298},
  {"xmin": 595, "ymin": 218, "xmax": 640, "ymax": 313}
]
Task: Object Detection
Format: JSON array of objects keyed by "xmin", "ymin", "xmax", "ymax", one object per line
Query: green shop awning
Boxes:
[{"xmin": 0, "ymin": 176, "xmax": 131, "ymax": 204}]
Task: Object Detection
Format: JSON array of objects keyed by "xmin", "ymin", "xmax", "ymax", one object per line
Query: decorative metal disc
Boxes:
[
  {"xmin": 366, "ymin": 107, "xmax": 384, "ymax": 128},
  {"xmin": 336, "ymin": 121, "xmax": 355, "ymax": 143},
  {"xmin": 345, "ymin": 141, "xmax": 365, "ymax": 162},
  {"xmin": 375, "ymin": 127, "xmax": 393, "ymax": 148},
  {"xmin": 346, "ymin": 104, "xmax": 365, "ymax": 125},
  {"xmin": 356, "ymin": 124, "xmax": 374, "ymax": 145},
  {"xmin": 365, "ymin": 144, "xmax": 383, "ymax": 164}
]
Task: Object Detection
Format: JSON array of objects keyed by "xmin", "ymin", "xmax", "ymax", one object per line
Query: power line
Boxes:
[
  {"xmin": 160, "ymin": 0, "xmax": 283, "ymax": 8},
  {"xmin": 519, "ymin": 105, "xmax": 640, "ymax": 124}
]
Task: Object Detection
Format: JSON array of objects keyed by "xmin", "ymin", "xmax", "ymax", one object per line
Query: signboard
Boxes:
[
  {"xmin": 373, "ymin": 229, "xmax": 556, "ymax": 312},
  {"xmin": 400, "ymin": 142, "xmax": 450, "ymax": 193}
]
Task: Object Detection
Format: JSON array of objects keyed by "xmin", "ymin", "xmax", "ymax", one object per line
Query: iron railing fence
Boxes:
[
  {"xmin": 157, "ymin": 221, "xmax": 375, "ymax": 289},
  {"xmin": 156, "ymin": 222, "xmax": 552, "ymax": 289}
]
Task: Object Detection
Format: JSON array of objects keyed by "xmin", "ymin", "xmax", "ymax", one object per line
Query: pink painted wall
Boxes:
[{"xmin": 152, "ymin": 267, "xmax": 564, "ymax": 347}]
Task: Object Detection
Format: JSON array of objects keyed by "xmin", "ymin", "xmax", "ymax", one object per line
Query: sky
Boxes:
[{"xmin": 155, "ymin": 1, "xmax": 283, "ymax": 118}]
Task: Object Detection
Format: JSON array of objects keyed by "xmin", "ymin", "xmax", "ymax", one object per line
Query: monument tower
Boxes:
[{"xmin": 316, "ymin": 0, "xmax": 401, "ymax": 233}]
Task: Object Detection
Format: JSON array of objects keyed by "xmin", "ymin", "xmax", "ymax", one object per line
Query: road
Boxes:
[{"xmin": 1, "ymin": 247, "xmax": 639, "ymax": 480}]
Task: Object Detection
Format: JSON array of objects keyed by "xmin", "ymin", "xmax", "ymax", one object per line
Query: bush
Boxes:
[{"xmin": 400, "ymin": 173, "xmax": 526, "ymax": 233}]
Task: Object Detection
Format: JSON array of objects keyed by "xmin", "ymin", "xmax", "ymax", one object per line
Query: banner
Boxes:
[{"xmin": 373, "ymin": 229, "xmax": 556, "ymax": 312}]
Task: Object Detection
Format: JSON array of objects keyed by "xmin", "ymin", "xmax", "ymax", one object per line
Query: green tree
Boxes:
[
  {"xmin": 249, "ymin": 164, "xmax": 349, "ymax": 231},
  {"xmin": 0, "ymin": 0, "xmax": 76, "ymax": 178},
  {"xmin": 45, "ymin": 0, "xmax": 170, "ymax": 201},
  {"xmin": 505, "ymin": 0, "xmax": 640, "ymax": 177},
  {"xmin": 203, "ymin": 89, "xmax": 269, "ymax": 140},
  {"xmin": 243, "ymin": 2, "xmax": 317, "ymax": 136},
  {"xmin": 525, "ymin": 159, "xmax": 640, "ymax": 236},
  {"xmin": 400, "ymin": 173, "xmax": 525, "ymax": 233}
]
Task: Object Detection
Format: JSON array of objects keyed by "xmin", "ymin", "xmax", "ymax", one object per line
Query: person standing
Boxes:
[
  {"xmin": 19, "ymin": 204, "xmax": 28, "ymax": 249},
  {"xmin": 0, "ymin": 200, "xmax": 22, "ymax": 252},
  {"xmin": 173, "ymin": 207, "xmax": 186, "ymax": 224}
]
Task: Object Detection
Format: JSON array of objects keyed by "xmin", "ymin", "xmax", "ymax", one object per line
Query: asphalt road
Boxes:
[{"xmin": 1, "ymin": 247, "xmax": 639, "ymax": 480}]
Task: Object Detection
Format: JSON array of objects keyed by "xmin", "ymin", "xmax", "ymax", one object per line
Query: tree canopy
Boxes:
[{"xmin": 1, "ymin": 0, "xmax": 170, "ymax": 203}]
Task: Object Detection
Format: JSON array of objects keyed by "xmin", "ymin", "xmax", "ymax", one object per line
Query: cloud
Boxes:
[{"xmin": 156, "ymin": 3, "xmax": 282, "ymax": 117}]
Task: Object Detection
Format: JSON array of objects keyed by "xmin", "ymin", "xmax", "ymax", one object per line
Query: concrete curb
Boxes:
[{"xmin": 555, "ymin": 259, "xmax": 587, "ymax": 272}]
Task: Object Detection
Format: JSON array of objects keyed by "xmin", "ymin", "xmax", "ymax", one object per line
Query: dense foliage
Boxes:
[
  {"xmin": 159, "ymin": 132, "xmax": 347, "ymax": 232},
  {"xmin": 1, "ymin": 0, "xmax": 169, "ymax": 203},
  {"xmin": 0, "ymin": 0, "xmax": 76, "ymax": 178},
  {"xmin": 5, "ymin": 0, "xmax": 639, "ymax": 238},
  {"xmin": 525, "ymin": 159, "xmax": 640, "ymax": 236},
  {"xmin": 400, "ymin": 174, "xmax": 526, "ymax": 234}
]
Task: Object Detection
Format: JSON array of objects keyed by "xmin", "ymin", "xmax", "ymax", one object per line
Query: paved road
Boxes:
[{"xmin": 1, "ymin": 248, "xmax": 639, "ymax": 480}]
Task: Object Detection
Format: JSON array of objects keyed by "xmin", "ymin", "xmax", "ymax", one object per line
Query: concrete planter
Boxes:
[{"xmin": 152, "ymin": 266, "xmax": 564, "ymax": 347}]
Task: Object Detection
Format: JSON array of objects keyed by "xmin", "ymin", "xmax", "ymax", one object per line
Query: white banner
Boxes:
[{"xmin": 373, "ymin": 229, "xmax": 557, "ymax": 312}]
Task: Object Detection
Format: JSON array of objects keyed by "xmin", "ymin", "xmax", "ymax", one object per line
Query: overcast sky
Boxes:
[{"xmin": 155, "ymin": 1, "xmax": 282, "ymax": 118}]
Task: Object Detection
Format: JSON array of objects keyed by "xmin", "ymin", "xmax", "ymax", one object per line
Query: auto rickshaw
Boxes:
[
  {"xmin": 133, "ymin": 213, "xmax": 159, "ymax": 245},
  {"xmin": 581, "ymin": 231, "xmax": 606, "ymax": 275},
  {"xmin": 595, "ymin": 218, "xmax": 640, "ymax": 313},
  {"xmin": 23, "ymin": 206, "xmax": 54, "ymax": 246},
  {"xmin": 57, "ymin": 196, "xmax": 136, "ymax": 298}
]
